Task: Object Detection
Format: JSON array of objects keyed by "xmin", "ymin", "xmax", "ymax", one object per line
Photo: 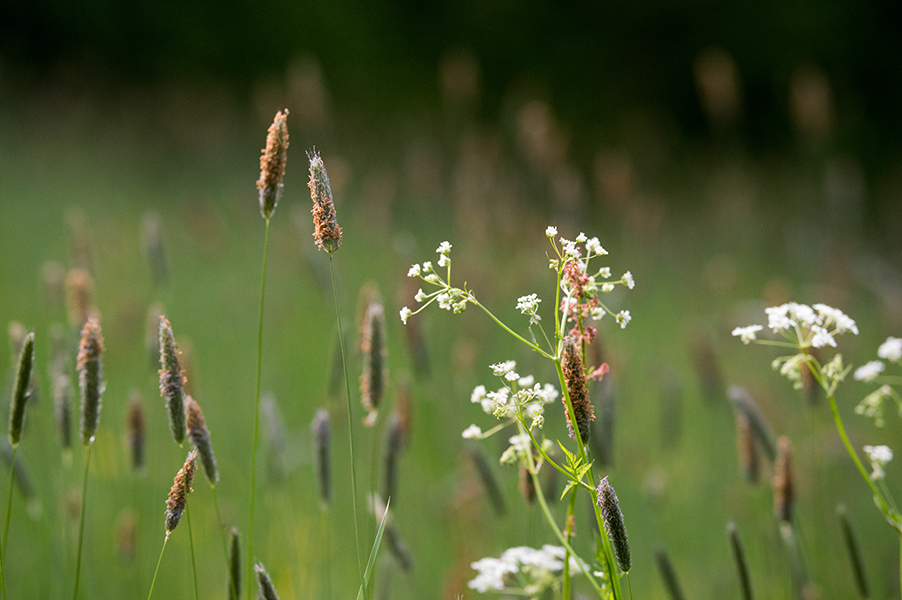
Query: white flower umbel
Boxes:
[
  {"xmin": 855, "ymin": 385, "xmax": 894, "ymax": 427},
  {"xmin": 863, "ymin": 445, "xmax": 893, "ymax": 480},
  {"xmin": 732, "ymin": 325, "xmax": 763, "ymax": 344},
  {"xmin": 516, "ymin": 294, "xmax": 542, "ymax": 324},
  {"xmin": 462, "ymin": 424, "xmax": 483, "ymax": 439},
  {"xmin": 854, "ymin": 360, "xmax": 885, "ymax": 383},
  {"xmin": 878, "ymin": 337, "xmax": 902, "ymax": 363},
  {"xmin": 615, "ymin": 310, "xmax": 631, "ymax": 329},
  {"xmin": 468, "ymin": 545, "xmax": 584, "ymax": 596}
]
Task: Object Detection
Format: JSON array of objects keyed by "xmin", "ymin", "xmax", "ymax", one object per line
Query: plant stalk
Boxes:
[{"xmin": 72, "ymin": 443, "xmax": 93, "ymax": 600}]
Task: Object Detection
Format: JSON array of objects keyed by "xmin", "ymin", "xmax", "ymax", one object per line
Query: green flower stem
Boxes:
[
  {"xmin": 186, "ymin": 505, "xmax": 198, "ymax": 600},
  {"xmin": 1, "ymin": 446, "xmax": 17, "ymax": 563},
  {"xmin": 247, "ymin": 217, "xmax": 271, "ymax": 600},
  {"xmin": 72, "ymin": 444, "xmax": 93, "ymax": 600},
  {"xmin": 470, "ymin": 299, "xmax": 554, "ymax": 360},
  {"xmin": 146, "ymin": 538, "xmax": 168, "ymax": 600},
  {"xmin": 521, "ymin": 421, "xmax": 593, "ymax": 493},
  {"xmin": 562, "ymin": 487, "xmax": 578, "ymax": 599},
  {"xmin": 330, "ymin": 255, "xmax": 367, "ymax": 600},
  {"xmin": 518, "ymin": 423, "xmax": 603, "ymax": 597}
]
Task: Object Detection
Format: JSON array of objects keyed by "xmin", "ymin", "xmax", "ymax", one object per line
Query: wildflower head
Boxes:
[
  {"xmin": 308, "ymin": 150, "xmax": 342, "ymax": 254},
  {"xmin": 257, "ymin": 110, "xmax": 289, "ymax": 220},
  {"xmin": 854, "ymin": 360, "xmax": 885, "ymax": 383},
  {"xmin": 878, "ymin": 337, "xmax": 902, "ymax": 363},
  {"xmin": 164, "ymin": 449, "xmax": 197, "ymax": 539}
]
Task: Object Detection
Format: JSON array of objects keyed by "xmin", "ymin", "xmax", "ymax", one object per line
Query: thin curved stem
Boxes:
[
  {"xmin": 146, "ymin": 538, "xmax": 168, "ymax": 600},
  {"xmin": 562, "ymin": 487, "xmax": 578, "ymax": 599},
  {"xmin": 72, "ymin": 444, "xmax": 93, "ymax": 600},
  {"xmin": 330, "ymin": 255, "xmax": 367, "ymax": 600},
  {"xmin": 470, "ymin": 299, "xmax": 553, "ymax": 359},
  {"xmin": 211, "ymin": 485, "xmax": 237, "ymax": 600},
  {"xmin": 247, "ymin": 217, "xmax": 271, "ymax": 599},
  {"xmin": 186, "ymin": 505, "xmax": 199, "ymax": 600}
]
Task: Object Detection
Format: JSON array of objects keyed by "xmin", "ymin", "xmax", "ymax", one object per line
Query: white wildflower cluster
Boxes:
[
  {"xmin": 863, "ymin": 445, "xmax": 893, "ymax": 480},
  {"xmin": 771, "ymin": 354, "xmax": 807, "ymax": 390},
  {"xmin": 401, "ymin": 242, "xmax": 473, "ymax": 324},
  {"xmin": 854, "ymin": 361, "xmax": 885, "ymax": 383},
  {"xmin": 879, "ymin": 337, "xmax": 902, "ymax": 363},
  {"xmin": 854, "ymin": 336, "xmax": 902, "ymax": 428},
  {"xmin": 468, "ymin": 545, "xmax": 583, "ymax": 595},
  {"xmin": 465, "ymin": 361, "xmax": 559, "ymax": 441},
  {"xmin": 732, "ymin": 325, "xmax": 763, "ymax": 345},
  {"xmin": 855, "ymin": 385, "xmax": 894, "ymax": 427},
  {"xmin": 759, "ymin": 302, "xmax": 858, "ymax": 348},
  {"xmin": 516, "ymin": 293, "xmax": 542, "ymax": 325}
]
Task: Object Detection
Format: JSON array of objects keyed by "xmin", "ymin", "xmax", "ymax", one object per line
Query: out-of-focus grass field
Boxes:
[{"xmin": 0, "ymin": 81, "xmax": 901, "ymax": 600}]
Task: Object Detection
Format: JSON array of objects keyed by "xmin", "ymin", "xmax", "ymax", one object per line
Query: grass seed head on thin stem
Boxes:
[
  {"xmin": 361, "ymin": 300, "xmax": 386, "ymax": 426},
  {"xmin": 561, "ymin": 336, "xmax": 594, "ymax": 443},
  {"xmin": 164, "ymin": 449, "xmax": 197, "ymax": 540},
  {"xmin": 9, "ymin": 331, "xmax": 35, "ymax": 447},
  {"xmin": 77, "ymin": 318, "xmax": 105, "ymax": 446},
  {"xmin": 254, "ymin": 561, "xmax": 281, "ymax": 600},
  {"xmin": 596, "ymin": 476, "xmax": 631, "ymax": 573},
  {"xmin": 127, "ymin": 391, "xmax": 146, "ymax": 473},
  {"xmin": 228, "ymin": 527, "xmax": 241, "ymax": 600},
  {"xmin": 158, "ymin": 316, "xmax": 187, "ymax": 445},
  {"xmin": 186, "ymin": 395, "xmax": 218, "ymax": 484},
  {"xmin": 735, "ymin": 412, "xmax": 759, "ymax": 483},
  {"xmin": 773, "ymin": 436, "xmax": 794, "ymax": 524},
  {"xmin": 311, "ymin": 408, "xmax": 331, "ymax": 506},
  {"xmin": 257, "ymin": 110, "xmax": 290, "ymax": 220},
  {"xmin": 308, "ymin": 150, "xmax": 342, "ymax": 254}
]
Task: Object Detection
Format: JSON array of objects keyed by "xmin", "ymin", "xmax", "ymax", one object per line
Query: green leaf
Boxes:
[
  {"xmin": 356, "ymin": 497, "xmax": 391, "ymax": 600},
  {"xmin": 576, "ymin": 461, "xmax": 594, "ymax": 481},
  {"xmin": 557, "ymin": 441, "xmax": 577, "ymax": 470},
  {"xmin": 560, "ymin": 480, "xmax": 577, "ymax": 501}
]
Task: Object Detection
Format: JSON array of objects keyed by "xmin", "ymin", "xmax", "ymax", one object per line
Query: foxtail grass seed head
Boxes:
[
  {"xmin": 773, "ymin": 436, "xmax": 794, "ymax": 523},
  {"xmin": 127, "ymin": 391, "xmax": 146, "ymax": 473},
  {"xmin": 596, "ymin": 476, "xmax": 631, "ymax": 573},
  {"xmin": 159, "ymin": 316, "xmax": 187, "ymax": 445},
  {"xmin": 53, "ymin": 373, "xmax": 72, "ymax": 452},
  {"xmin": 727, "ymin": 522, "xmax": 754, "ymax": 600},
  {"xmin": 361, "ymin": 301, "xmax": 386, "ymax": 426},
  {"xmin": 308, "ymin": 150, "xmax": 342, "ymax": 253},
  {"xmin": 311, "ymin": 408, "xmax": 331, "ymax": 506},
  {"xmin": 728, "ymin": 386, "xmax": 777, "ymax": 461},
  {"xmin": 735, "ymin": 412, "xmax": 759, "ymax": 483},
  {"xmin": 561, "ymin": 336, "xmax": 594, "ymax": 443},
  {"xmin": 164, "ymin": 449, "xmax": 197, "ymax": 540},
  {"xmin": 9, "ymin": 331, "xmax": 34, "ymax": 447},
  {"xmin": 77, "ymin": 318, "xmax": 105, "ymax": 446},
  {"xmin": 41, "ymin": 260, "xmax": 65, "ymax": 309},
  {"xmin": 257, "ymin": 110, "xmax": 290, "ymax": 220},
  {"xmin": 65, "ymin": 268, "xmax": 94, "ymax": 329},
  {"xmin": 228, "ymin": 527, "xmax": 241, "ymax": 600},
  {"xmin": 382, "ymin": 412, "xmax": 404, "ymax": 502},
  {"xmin": 261, "ymin": 394, "xmax": 287, "ymax": 482},
  {"xmin": 254, "ymin": 562, "xmax": 281, "ymax": 600},
  {"xmin": 186, "ymin": 396, "xmax": 218, "ymax": 483},
  {"xmin": 654, "ymin": 544, "xmax": 687, "ymax": 600}
]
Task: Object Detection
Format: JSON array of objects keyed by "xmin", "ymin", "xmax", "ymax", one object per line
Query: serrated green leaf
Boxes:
[
  {"xmin": 576, "ymin": 461, "xmax": 594, "ymax": 481},
  {"xmin": 557, "ymin": 440, "xmax": 576, "ymax": 466},
  {"xmin": 560, "ymin": 480, "xmax": 577, "ymax": 501}
]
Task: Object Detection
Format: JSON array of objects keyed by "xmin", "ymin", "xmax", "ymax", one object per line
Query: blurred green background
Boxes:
[{"xmin": 1, "ymin": 1, "xmax": 902, "ymax": 599}]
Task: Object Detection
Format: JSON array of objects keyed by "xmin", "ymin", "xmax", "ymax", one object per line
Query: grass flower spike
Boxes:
[
  {"xmin": 186, "ymin": 396, "xmax": 218, "ymax": 484},
  {"xmin": 165, "ymin": 449, "xmax": 197, "ymax": 540},
  {"xmin": 360, "ymin": 301, "xmax": 386, "ymax": 426},
  {"xmin": 596, "ymin": 476, "xmax": 631, "ymax": 573},
  {"xmin": 257, "ymin": 110, "xmax": 289, "ymax": 220},
  {"xmin": 8, "ymin": 331, "xmax": 34, "ymax": 447},
  {"xmin": 308, "ymin": 151, "xmax": 342, "ymax": 254},
  {"xmin": 254, "ymin": 562, "xmax": 281, "ymax": 600},
  {"xmin": 772, "ymin": 436, "xmax": 794, "ymax": 524},
  {"xmin": 127, "ymin": 392, "xmax": 146, "ymax": 473},
  {"xmin": 561, "ymin": 336, "xmax": 594, "ymax": 443},
  {"xmin": 158, "ymin": 316, "xmax": 187, "ymax": 445},
  {"xmin": 78, "ymin": 318, "xmax": 105, "ymax": 446}
]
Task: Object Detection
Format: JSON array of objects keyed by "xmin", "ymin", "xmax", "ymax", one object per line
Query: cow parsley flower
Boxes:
[
  {"xmin": 399, "ymin": 307, "xmax": 412, "ymax": 324},
  {"xmin": 616, "ymin": 310, "xmax": 631, "ymax": 329},
  {"xmin": 622, "ymin": 271, "xmax": 635, "ymax": 289},
  {"xmin": 462, "ymin": 424, "xmax": 483, "ymax": 439},
  {"xmin": 545, "ymin": 226, "xmax": 557, "ymax": 237},
  {"xmin": 855, "ymin": 385, "xmax": 893, "ymax": 427},
  {"xmin": 863, "ymin": 445, "xmax": 893, "ymax": 480},
  {"xmin": 468, "ymin": 545, "xmax": 584, "ymax": 596},
  {"xmin": 732, "ymin": 325, "xmax": 763, "ymax": 344},
  {"xmin": 878, "ymin": 337, "xmax": 902, "ymax": 363},
  {"xmin": 854, "ymin": 361, "xmax": 885, "ymax": 383}
]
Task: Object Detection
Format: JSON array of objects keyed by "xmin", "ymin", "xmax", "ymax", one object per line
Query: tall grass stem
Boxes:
[
  {"xmin": 1, "ymin": 446, "xmax": 16, "ymax": 562},
  {"xmin": 247, "ymin": 217, "xmax": 271, "ymax": 599},
  {"xmin": 330, "ymin": 255, "xmax": 366, "ymax": 599},
  {"xmin": 146, "ymin": 538, "xmax": 168, "ymax": 600},
  {"xmin": 71, "ymin": 444, "xmax": 92, "ymax": 600},
  {"xmin": 186, "ymin": 505, "xmax": 199, "ymax": 600},
  {"xmin": 211, "ymin": 485, "xmax": 237, "ymax": 599}
]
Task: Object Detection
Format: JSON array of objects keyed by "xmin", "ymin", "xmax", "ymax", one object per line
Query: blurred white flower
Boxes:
[
  {"xmin": 462, "ymin": 424, "xmax": 483, "ymax": 439},
  {"xmin": 878, "ymin": 337, "xmax": 902, "ymax": 363},
  {"xmin": 863, "ymin": 445, "xmax": 893, "ymax": 480},
  {"xmin": 854, "ymin": 361, "xmax": 885, "ymax": 382},
  {"xmin": 732, "ymin": 325, "xmax": 763, "ymax": 344}
]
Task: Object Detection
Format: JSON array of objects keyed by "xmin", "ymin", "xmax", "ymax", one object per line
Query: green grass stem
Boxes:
[
  {"xmin": 211, "ymin": 485, "xmax": 238, "ymax": 600},
  {"xmin": 2, "ymin": 445, "xmax": 17, "ymax": 563},
  {"xmin": 71, "ymin": 444, "xmax": 92, "ymax": 600},
  {"xmin": 330, "ymin": 254, "xmax": 366, "ymax": 600},
  {"xmin": 186, "ymin": 504, "xmax": 198, "ymax": 600},
  {"xmin": 247, "ymin": 217, "xmax": 271, "ymax": 600},
  {"xmin": 146, "ymin": 538, "xmax": 168, "ymax": 600}
]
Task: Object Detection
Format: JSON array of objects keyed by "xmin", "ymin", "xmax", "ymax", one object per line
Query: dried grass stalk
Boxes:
[
  {"xmin": 77, "ymin": 318, "xmax": 105, "ymax": 446},
  {"xmin": 308, "ymin": 151, "xmax": 342, "ymax": 253},
  {"xmin": 257, "ymin": 110, "xmax": 290, "ymax": 220},
  {"xmin": 158, "ymin": 316, "xmax": 187, "ymax": 445},
  {"xmin": 164, "ymin": 449, "xmax": 197, "ymax": 540},
  {"xmin": 186, "ymin": 395, "xmax": 218, "ymax": 484},
  {"xmin": 8, "ymin": 331, "xmax": 34, "ymax": 447},
  {"xmin": 596, "ymin": 476, "xmax": 631, "ymax": 573},
  {"xmin": 561, "ymin": 336, "xmax": 594, "ymax": 443}
]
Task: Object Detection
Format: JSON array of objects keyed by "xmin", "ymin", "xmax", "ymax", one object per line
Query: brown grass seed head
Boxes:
[
  {"xmin": 165, "ymin": 449, "xmax": 197, "ymax": 539},
  {"xmin": 186, "ymin": 395, "xmax": 218, "ymax": 484},
  {"xmin": 257, "ymin": 110, "xmax": 289, "ymax": 220},
  {"xmin": 128, "ymin": 391, "xmax": 146, "ymax": 473},
  {"xmin": 561, "ymin": 336, "xmax": 594, "ymax": 443},
  {"xmin": 773, "ymin": 436, "xmax": 794, "ymax": 523},
  {"xmin": 361, "ymin": 301, "xmax": 386, "ymax": 425},
  {"xmin": 308, "ymin": 150, "xmax": 342, "ymax": 254},
  {"xmin": 77, "ymin": 318, "xmax": 105, "ymax": 446}
]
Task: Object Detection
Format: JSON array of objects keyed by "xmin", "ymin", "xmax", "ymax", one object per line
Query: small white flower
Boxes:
[
  {"xmin": 855, "ymin": 385, "xmax": 892, "ymax": 427},
  {"xmin": 622, "ymin": 271, "xmax": 635, "ymax": 289},
  {"xmin": 598, "ymin": 266, "xmax": 611, "ymax": 278},
  {"xmin": 814, "ymin": 303, "xmax": 859, "ymax": 335},
  {"xmin": 436, "ymin": 241, "xmax": 452, "ymax": 255},
  {"xmin": 863, "ymin": 444, "xmax": 893, "ymax": 480},
  {"xmin": 414, "ymin": 288, "xmax": 427, "ymax": 302},
  {"xmin": 878, "ymin": 337, "xmax": 902, "ymax": 363},
  {"xmin": 462, "ymin": 424, "xmax": 483, "ymax": 439},
  {"xmin": 407, "ymin": 264, "xmax": 421, "ymax": 277},
  {"xmin": 615, "ymin": 310, "xmax": 631, "ymax": 328},
  {"xmin": 422, "ymin": 261, "xmax": 433, "ymax": 272},
  {"xmin": 823, "ymin": 354, "xmax": 848, "ymax": 383},
  {"xmin": 591, "ymin": 307, "xmax": 605, "ymax": 320},
  {"xmin": 586, "ymin": 237, "xmax": 606, "ymax": 256},
  {"xmin": 437, "ymin": 292, "xmax": 453, "ymax": 310},
  {"xmin": 471, "ymin": 385, "xmax": 487, "ymax": 404},
  {"xmin": 438, "ymin": 254, "xmax": 450, "ymax": 268},
  {"xmin": 504, "ymin": 370, "xmax": 520, "ymax": 382},
  {"xmin": 576, "ymin": 232, "xmax": 587, "ymax": 243},
  {"xmin": 765, "ymin": 304, "xmax": 796, "ymax": 332},
  {"xmin": 530, "ymin": 412, "xmax": 544, "ymax": 430},
  {"xmin": 518, "ymin": 375, "xmax": 535, "ymax": 387},
  {"xmin": 399, "ymin": 307, "xmax": 412, "ymax": 324},
  {"xmin": 810, "ymin": 325, "xmax": 837, "ymax": 348},
  {"xmin": 545, "ymin": 226, "xmax": 558, "ymax": 237},
  {"xmin": 424, "ymin": 274, "xmax": 441, "ymax": 285},
  {"xmin": 774, "ymin": 354, "xmax": 805, "ymax": 389},
  {"xmin": 491, "ymin": 361, "xmax": 517, "ymax": 377},
  {"xmin": 732, "ymin": 325, "xmax": 763, "ymax": 344},
  {"xmin": 601, "ymin": 283, "xmax": 615, "ymax": 293},
  {"xmin": 854, "ymin": 360, "xmax": 885, "ymax": 382}
]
